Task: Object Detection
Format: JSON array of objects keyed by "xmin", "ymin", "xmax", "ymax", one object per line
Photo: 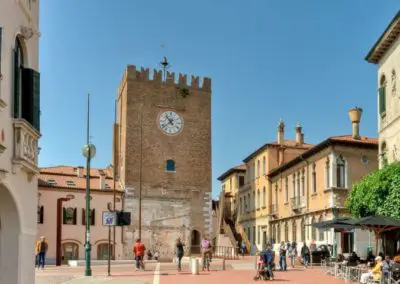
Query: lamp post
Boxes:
[{"xmin": 82, "ymin": 93, "xmax": 96, "ymax": 276}]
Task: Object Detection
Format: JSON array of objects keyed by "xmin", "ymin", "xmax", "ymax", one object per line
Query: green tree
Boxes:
[{"xmin": 346, "ymin": 162, "xmax": 400, "ymax": 219}]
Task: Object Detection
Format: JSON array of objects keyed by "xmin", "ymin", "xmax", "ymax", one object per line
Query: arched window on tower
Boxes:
[
  {"xmin": 379, "ymin": 75, "xmax": 387, "ymax": 117},
  {"xmin": 336, "ymin": 155, "xmax": 346, "ymax": 188},
  {"xmin": 166, "ymin": 159, "xmax": 175, "ymax": 172}
]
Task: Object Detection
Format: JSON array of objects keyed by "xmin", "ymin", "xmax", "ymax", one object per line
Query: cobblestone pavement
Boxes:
[{"xmin": 35, "ymin": 257, "xmax": 345, "ymax": 284}]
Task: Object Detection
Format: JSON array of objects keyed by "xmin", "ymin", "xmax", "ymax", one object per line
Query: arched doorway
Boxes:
[
  {"xmin": 0, "ymin": 184, "xmax": 21, "ymax": 284},
  {"xmin": 62, "ymin": 242, "xmax": 79, "ymax": 265},
  {"xmin": 190, "ymin": 230, "xmax": 201, "ymax": 254}
]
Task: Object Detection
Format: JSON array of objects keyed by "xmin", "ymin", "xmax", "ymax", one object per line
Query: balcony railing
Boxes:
[
  {"xmin": 269, "ymin": 204, "xmax": 278, "ymax": 215},
  {"xmin": 13, "ymin": 119, "xmax": 40, "ymax": 177},
  {"xmin": 290, "ymin": 196, "xmax": 305, "ymax": 210}
]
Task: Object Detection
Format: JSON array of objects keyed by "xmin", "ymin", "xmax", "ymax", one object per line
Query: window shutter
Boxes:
[
  {"xmin": 21, "ymin": 68, "xmax": 40, "ymax": 131},
  {"xmin": 82, "ymin": 208, "xmax": 86, "ymax": 225},
  {"xmin": 62, "ymin": 207, "xmax": 67, "ymax": 224},
  {"xmin": 91, "ymin": 209, "xmax": 95, "ymax": 226},
  {"xmin": 73, "ymin": 208, "xmax": 77, "ymax": 225},
  {"xmin": 379, "ymin": 87, "xmax": 386, "ymax": 115},
  {"xmin": 13, "ymin": 48, "xmax": 20, "ymax": 118}
]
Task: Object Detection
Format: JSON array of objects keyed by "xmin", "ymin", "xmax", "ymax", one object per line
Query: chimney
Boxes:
[
  {"xmin": 277, "ymin": 119, "xmax": 285, "ymax": 145},
  {"xmin": 295, "ymin": 123, "xmax": 304, "ymax": 145},
  {"xmin": 348, "ymin": 107, "xmax": 363, "ymax": 140},
  {"xmin": 99, "ymin": 170, "xmax": 105, "ymax": 190},
  {"xmin": 76, "ymin": 166, "xmax": 84, "ymax": 178}
]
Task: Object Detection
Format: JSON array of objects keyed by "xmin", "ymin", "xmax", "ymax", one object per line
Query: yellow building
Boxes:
[{"xmin": 267, "ymin": 108, "xmax": 378, "ymax": 256}]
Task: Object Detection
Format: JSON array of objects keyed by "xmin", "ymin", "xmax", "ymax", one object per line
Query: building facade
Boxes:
[
  {"xmin": 365, "ymin": 11, "xmax": 400, "ymax": 168},
  {"xmin": 114, "ymin": 66, "xmax": 212, "ymax": 259},
  {"xmin": 267, "ymin": 109, "xmax": 378, "ymax": 256},
  {"xmin": 37, "ymin": 166, "xmax": 124, "ymax": 264},
  {"xmin": 0, "ymin": 1, "xmax": 41, "ymax": 283}
]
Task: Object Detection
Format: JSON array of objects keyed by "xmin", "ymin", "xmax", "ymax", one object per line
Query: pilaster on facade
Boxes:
[{"xmin": 12, "ymin": 118, "xmax": 41, "ymax": 180}]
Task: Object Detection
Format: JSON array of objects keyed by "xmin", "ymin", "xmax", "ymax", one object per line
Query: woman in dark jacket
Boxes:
[{"xmin": 176, "ymin": 238, "xmax": 185, "ymax": 271}]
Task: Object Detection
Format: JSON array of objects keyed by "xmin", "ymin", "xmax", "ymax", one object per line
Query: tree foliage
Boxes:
[{"xmin": 346, "ymin": 162, "xmax": 400, "ymax": 219}]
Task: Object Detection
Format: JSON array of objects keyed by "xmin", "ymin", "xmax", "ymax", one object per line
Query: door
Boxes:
[
  {"xmin": 97, "ymin": 243, "xmax": 113, "ymax": 260},
  {"xmin": 62, "ymin": 243, "xmax": 79, "ymax": 264},
  {"xmin": 342, "ymin": 232, "xmax": 354, "ymax": 254}
]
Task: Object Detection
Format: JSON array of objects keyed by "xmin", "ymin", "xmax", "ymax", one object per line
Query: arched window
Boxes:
[
  {"xmin": 166, "ymin": 159, "xmax": 175, "ymax": 172},
  {"xmin": 318, "ymin": 215, "xmax": 324, "ymax": 241},
  {"xmin": 381, "ymin": 142, "xmax": 388, "ymax": 167},
  {"xmin": 262, "ymin": 186, "xmax": 266, "ymax": 208},
  {"xmin": 262, "ymin": 156, "xmax": 266, "ymax": 175},
  {"xmin": 284, "ymin": 222, "xmax": 289, "ymax": 242},
  {"xmin": 285, "ymin": 177, "xmax": 289, "ymax": 202},
  {"xmin": 277, "ymin": 223, "xmax": 281, "ymax": 243},
  {"xmin": 379, "ymin": 75, "xmax": 387, "ymax": 116},
  {"xmin": 292, "ymin": 220, "xmax": 297, "ymax": 242},
  {"xmin": 301, "ymin": 218, "xmax": 305, "ymax": 242},
  {"xmin": 256, "ymin": 189, "xmax": 260, "ymax": 209},
  {"xmin": 311, "ymin": 216, "xmax": 316, "ymax": 241},
  {"xmin": 325, "ymin": 157, "xmax": 330, "ymax": 188},
  {"xmin": 336, "ymin": 155, "xmax": 346, "ymax": 188},
  {"xmin": 257, "ymin": 160, "xmax": 260, "ymax": 178}
]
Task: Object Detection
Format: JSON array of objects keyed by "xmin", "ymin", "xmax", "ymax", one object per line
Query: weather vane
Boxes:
[{"xmin": 159, "ymin": 44, "xmax": 171, "ymax": 80}]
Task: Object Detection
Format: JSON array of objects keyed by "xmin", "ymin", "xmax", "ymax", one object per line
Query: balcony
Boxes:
[
  {"xmin": 269, "ymin": 204, "xmax": 278, "ymax": 217},
  {"xmin": 12, "ymin": 119, "xmax": 40, "ymax": 179},
  {"xmin": 290, "ymin": 196, "xmax": 305, "ymax": 211}
]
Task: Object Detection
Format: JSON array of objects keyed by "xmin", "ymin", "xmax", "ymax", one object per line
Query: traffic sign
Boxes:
[{"xmin": 102, "ymin": 211, "xmax": 117, "ymax": 226}]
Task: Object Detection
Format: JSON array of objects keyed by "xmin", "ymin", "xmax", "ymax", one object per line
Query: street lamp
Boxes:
[{"xmin": 82, "ymin": 93, "xmax": 96, "ymax": 277}]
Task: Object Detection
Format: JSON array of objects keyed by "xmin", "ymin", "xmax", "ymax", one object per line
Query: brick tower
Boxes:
[{"xmin": 114, "ymin": 65, "xmax": 212, "ymax": 259}]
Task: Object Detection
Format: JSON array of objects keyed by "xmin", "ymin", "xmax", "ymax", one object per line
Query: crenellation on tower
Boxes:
[{"xmin": 121, "ymin": 65, "xmax": 211, "ymax": 91}]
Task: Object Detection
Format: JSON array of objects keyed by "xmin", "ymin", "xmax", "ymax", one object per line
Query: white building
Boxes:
[
  {"xmin": 366, "ymin": 11, "xmax": 400, "ymax": 168},
  {"xmin": 0, "ymin": 1, "xmax": 41, "ymax": 283}
]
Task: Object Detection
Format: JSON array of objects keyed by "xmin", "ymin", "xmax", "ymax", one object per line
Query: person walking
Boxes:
[
  {"xmin": 35, "ymin": 236, "xmax": 48, "ymax": 270},
  {"xmin": 263, "ymin": 244, "xmax": 275, "ymax": 280},
  {"xmin": 201, "ymin": 236, "xmax": 212, "ymax": 271},
  {"xmin": 301, "ymin": 243, "xmax": 310, "ymax": 268},
  {"xmin": 289, "ymin": 241, "xmax": 297, "ymax": 268},
  {"xmin": 279, "ymin": 241, "xmax": 287, "ymax": 271},
  {"xmin": 176, "ymin": 238, "xmax": 185, "ymax": 271},
  {"xmin": 240, "ymin": 240, "xmax": 246, "ymax": 258},
  {"xmin": 133, "ymin": 238, "xmax": 146, "ymax": 272}
]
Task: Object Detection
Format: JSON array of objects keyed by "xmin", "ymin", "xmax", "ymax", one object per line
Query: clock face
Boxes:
[{"xmin": 158, "ymin": 111, "xmax": 183, "ymax": 135}]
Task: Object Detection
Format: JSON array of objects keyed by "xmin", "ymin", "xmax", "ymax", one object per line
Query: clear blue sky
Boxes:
[{"xmin": 39, "ymin": 1, "xmax": 400, "ymax": 198}]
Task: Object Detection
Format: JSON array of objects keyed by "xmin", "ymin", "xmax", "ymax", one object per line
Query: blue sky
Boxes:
[{"xmin": 39, "ymin": 1, "xmax": 399, "ymax": 198}]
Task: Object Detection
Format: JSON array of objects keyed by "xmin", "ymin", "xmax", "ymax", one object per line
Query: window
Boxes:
[
  {"xmin": 392, "ymin": 69, "xmax": 397, "ymax": 97},
  {"xmin": 66, "ymin": 180, "xmax": 76, "ymax": 187},
  {"xmin": 14, "ymin": 37, "xmax": 41, "ymax": 131},
  {"xmin": 63, "ymin": 207, "xmax": 77, "ymax": 225},
  {"xmin": 297, "ymin": 172, "xmax": 300, "ymax": 196},
  {"xmin": 301, "ymin": 219, "xmax": 305, "ymax": 242},
  {"xmin": 284, "ymin": 222, "xmax": 289, "ymax": 242},
  {"xmin": 263, "ymin": 156, "xmax": 266, "ymax": 175},
  {"xmin": 292, "ymin": 220, "xmax": 297, "ymax": 242},
  {"xmin": 274, "ymin": 184, "xmax": 278, "ymax": 208},
  {"xmin": 37, "ymin": 206, "xmax": 44, "ymax": 224},
  {"xmin": 318, "ymin": 215, "xmax": 324, "ymax": 241},
  {"xmin": 301, "ymin": 169, "xmax": 305, "ymax": 196},
  {"xmin": 239, "ymin": 176, "xmax": 245, "ymax": 187},
  {"xmin": 256, "ymin": 189, "xmax": 260, "ymax": 209},
  {"xmin": 325, "ymin": 157, "xmax": 330, "ymax": 188},
  {"xmin": 47, "ymin": 179, "xmax": 57, "ymax": 186},
  {"xmin": 277, "ymin": 223, "xmax": 281, "ymax": 243},
  {"xmin": 311, "ymin": 217, "xmax": 316, "ymax": 241},
  {"xmin": 253, "ymin": 162, "xmax": 255, "ymax": 179},
  {"xmin": 285, "ymin": 177, "xmax": 288, "ymax": 202},
  {"xmin": 379, "ymin": 75, "xmax": 387, "ymax": 116},
  {"xmin": 258, "ymin": 226, "xmax": 261, "ymax": 245},
  {"xmin": 312, "ymin": 163, "xmax": 317, "ymax": 193},
  {"xmin": 257, "ymin": 160, "xmax": 260, "ymax": 178},
  {"xmin": 262, "ymin": 186, "xmax": 266, "ymax": 208},
  {"xmin": 272, "ymin": 225, "xmax": 276, "ymax": 244},
  {"xmin": 336, "ymin": 155, "xmax": 346, "ymax": 188},
  {"xmin": 166, "ymin": 159, "xmax": 175, "ymax": 172},
  {"xmin": 97, "ymin": 243, "xmax": 114, "ymax": 260},
  {"xmin": 82, "ymin": 208, "xmax": 96, "ymax": 226},
  {"xmin": 292, "ymin": 174, "xmax": 296, "ymax": 197}
]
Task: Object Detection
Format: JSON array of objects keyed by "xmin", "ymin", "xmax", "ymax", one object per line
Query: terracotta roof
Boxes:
[
  {"xmin": 217, "ymin": 164, "xmax": 246, "ymax": 181},
  {"xmin": 365, "ymin": 11, "xmax": 400, "ymax": 64},
  {"xmin": 38, "ymin": 166, "xmax": 121, "ymax": 192},
  {"xmin": 243, "ymin": 140, "xmax": 314, "ymax": 163},
  {"xmin": 268, "ymin": 135, "xmax": 378, "ymax": 178}
]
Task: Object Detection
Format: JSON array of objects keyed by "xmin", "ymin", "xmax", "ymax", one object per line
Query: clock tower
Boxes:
[{"xmin": 114, "ymin": 65, "xmax": 212, "ymax": 259}]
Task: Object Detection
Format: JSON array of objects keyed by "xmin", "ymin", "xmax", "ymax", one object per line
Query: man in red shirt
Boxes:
[{"xmin": 133, "ymin": 238, "xmax": 146, "ymax": 271}]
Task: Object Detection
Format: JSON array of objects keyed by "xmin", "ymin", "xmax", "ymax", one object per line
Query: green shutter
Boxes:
[
  {"xmin": 379, "ymin": 87, "xmax": 386, "ymax": 115},
  {"xmin": 62, "ymin": 208, "xmax": 67, "ymax": 224},
  {"xmin": 32, "ymin": 70, "xmax": 40, "ymax": 131},
  {"xmin": 21, "ymin": 68, "xmax": 40, "ymax": 131}
]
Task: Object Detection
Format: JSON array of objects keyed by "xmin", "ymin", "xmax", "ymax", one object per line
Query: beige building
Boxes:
[
  {"xmin": 0, "ymin": 1, "xmax": 41, "ymax": 283},
  {"xmin": 267, "ymin": 109, "xmax": 378, "ymax": 256},
  {"xmin": 365, "ymin": 10, "xmax": 400, "ymax": 168},
  {"xmin": 37, "ymin": 166, "xmax": 124, "ymax": 264},
  {"xmin": 114, "ymin": 66, "xmax": 212, "ymax": 259}
]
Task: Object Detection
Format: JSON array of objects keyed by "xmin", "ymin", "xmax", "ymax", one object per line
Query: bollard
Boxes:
[
  {"xmin": 191, "ymin": 258, "xmax": 199, "ymax": 275},
  {"xmin": 222, "ymin": 258, "xmax": 226, "ymax": 271}
]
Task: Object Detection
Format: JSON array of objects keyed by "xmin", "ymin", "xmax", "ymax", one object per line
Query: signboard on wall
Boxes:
[{"xmin": 102, "ymin": 211, "xmax": 117, "ymax": 226}]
